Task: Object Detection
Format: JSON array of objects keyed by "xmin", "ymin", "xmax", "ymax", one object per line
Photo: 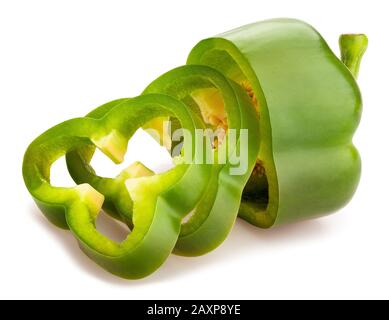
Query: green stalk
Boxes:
[{"xmin": 339, "ymin": 34, "xmax": 368, "ymax": 79}]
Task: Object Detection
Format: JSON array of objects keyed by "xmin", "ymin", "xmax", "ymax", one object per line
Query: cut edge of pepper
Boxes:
[{"xmin": 187, "ymin": 37, "xmax": 279, "ymax": 228}]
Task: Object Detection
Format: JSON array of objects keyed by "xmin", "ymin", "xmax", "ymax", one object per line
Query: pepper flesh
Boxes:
[
  {"xmin": 187, "ymin": 18, "xmax": 365, "ymax": 227},
  {"xmin": 23, "ymin": 94, "xmax": 212, "ymax": 279}
]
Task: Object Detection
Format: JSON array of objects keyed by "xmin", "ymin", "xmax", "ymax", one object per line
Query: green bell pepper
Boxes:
[
  {"xmin": 23, "ymin": 94, "xmax": 212, "ymax": 279},
  {"xmin": 66, "ymin": 65, "xmax": 260, "ymax": 256},
  {"xmin": 23, "ymin": 18, "xmax": 367, "ymax": 280},
  {"xmin": 187, "ymin": 18, "xmax": 367, "ymax": 228}
]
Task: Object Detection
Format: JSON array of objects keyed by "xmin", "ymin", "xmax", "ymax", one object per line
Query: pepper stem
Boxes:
[{"xmin": 339, "ymin": 34, "xmax": 368, "ymax": 79}]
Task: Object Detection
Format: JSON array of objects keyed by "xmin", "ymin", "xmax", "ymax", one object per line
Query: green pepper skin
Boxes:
[
  {"xmin": 188, "ymin": 18, "xmax": 363, "ymax": 228},
  {"xmin": 23, "ymin": 94, "xmax": 212, "ymax": 279}
]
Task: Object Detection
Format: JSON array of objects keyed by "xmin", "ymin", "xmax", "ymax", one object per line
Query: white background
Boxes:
[{"xmin": 1, "ymin": 0, "xmax": 388, "ymax": 300}]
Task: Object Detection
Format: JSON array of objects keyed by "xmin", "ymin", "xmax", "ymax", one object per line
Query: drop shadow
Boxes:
[
  {"xmin": 30, "ymin": 205, "xmax": 137, "ymax": 286},
  {"xmin": 30, "ymin": 204, "xmax": 329, "ymax": 284},
  {"xmin": 232, "ymin": 217, "xmax": 327, "ymax": 245},
  {"xmin": 151, "ymin": 218, "xmax": 328, "ymax": 280}
]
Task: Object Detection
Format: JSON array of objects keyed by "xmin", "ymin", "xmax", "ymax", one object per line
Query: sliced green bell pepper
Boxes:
[
  {"xmin": 187, "ymin": 18, "xmax": 367, "ymax": 228},
  {"xmin": 23, "ymin": 18, "xmax": 367, "ymax": 280},
  {"xmin": 23, "ymin": 94, "xmax": 212, "ymax": 279},
  {"xmin": 66, "ymin": 65, "xmax": 260, "ymax": 256}
]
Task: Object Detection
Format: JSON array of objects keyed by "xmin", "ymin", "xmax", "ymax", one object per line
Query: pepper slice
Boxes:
[
  {"xmin": 23, "ymin": 94, "xmax": 212, "ymax": 279},
  {"xmin": 66, "ymin": 65, "xmax": 260, "ymax": 256},
  {"xmin": 144, "ymin": 65, "xmax": 260, "ymax": 255},
  {"xmin": 65, "ymin": 98, "xmax": 150, "ymax": 228},
  {"xmin": 187, "ymin": 18, "xmax": 367, "ymax": 227}
]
